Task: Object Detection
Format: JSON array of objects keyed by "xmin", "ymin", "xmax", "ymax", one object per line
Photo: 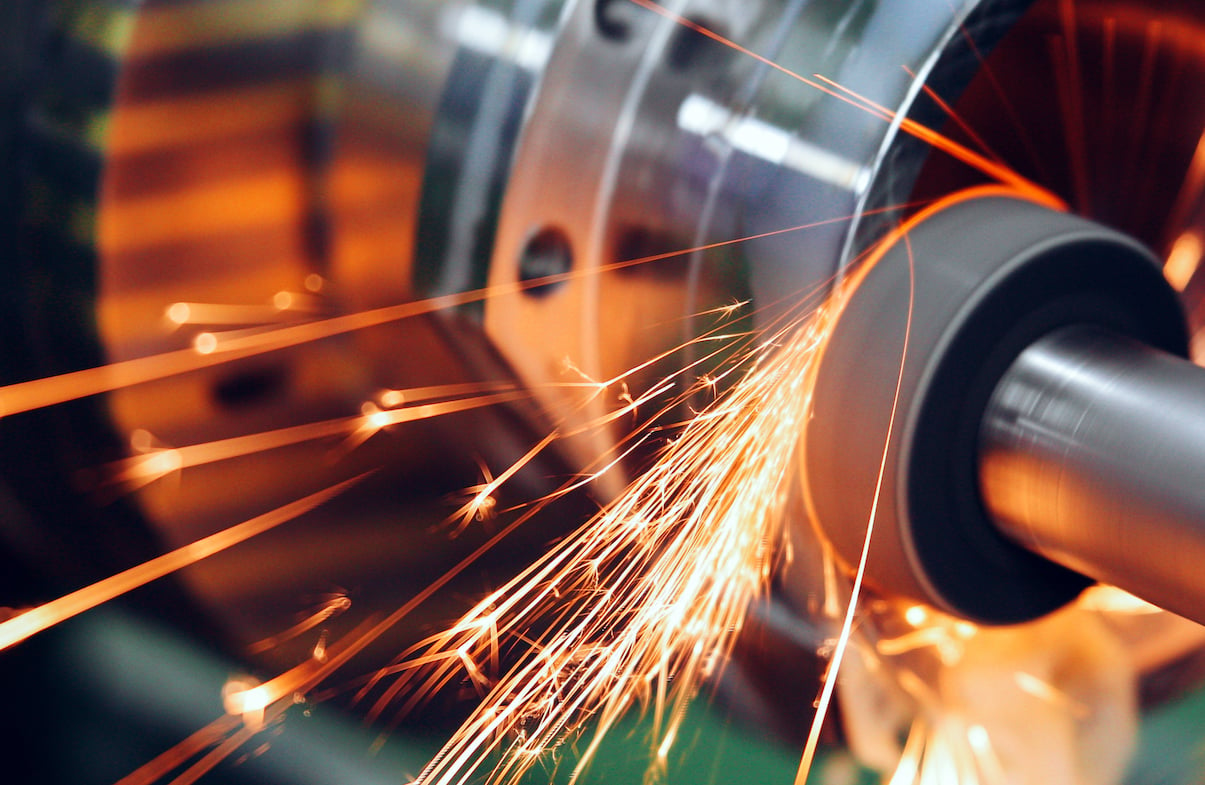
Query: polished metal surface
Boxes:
[
  {"xmin": 982, "ymin": 326, "xmax": 1205, "ymax": 625},
  {"xmin": 483, "ymin": 0, "xmax": 992, "ymax": 479}
]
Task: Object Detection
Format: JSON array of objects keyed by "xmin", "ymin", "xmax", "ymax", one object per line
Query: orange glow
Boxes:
[
  {"xmin": 192, "ymin": 333, "xmax": 218, "ymax": 355},
  {"xmin": 223, "ymin": 677, "xmax": 268, "ymax": 731},
  {"xmin": 101, "ymin": 169, "xmax": 310, "ymax": 252},
  {"xmin": 122, "ymin": 0, "xmax": 357, "ymax": 58},
  {"xmin": 103, "ymin": 80, "xmax": 316, "ymax": 157},
  {"xmin": 1165, "ymin": 231, "xmax": 1203, "ymax": 291}
]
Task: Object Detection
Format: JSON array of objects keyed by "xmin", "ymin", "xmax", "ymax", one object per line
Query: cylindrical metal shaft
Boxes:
[{"xmin": 981, "ymin": 325, "xmax": 1205, "ymax": 625}]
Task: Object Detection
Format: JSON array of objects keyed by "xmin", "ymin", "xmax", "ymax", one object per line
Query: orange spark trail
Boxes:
[
  {"xmin": 0, "ymin": 213, "xmax": 884, "ymax": 420},
  {"xmin": 954, "ymin": 22, "xmax": 1053, "ymax": 184},
  {"xmin": 903, "ymin": 64, "xmax": 1003, "ymax": 166},
  {"xmin": 0, "ymin": 475, "xmax": 365, "ymax": 652},
  {"xmin": 102, "ymin": 389, "xmax": 528, "ymax": 489},
  {"xmin": 1166, "ymin": 128, "xmax": 1205, "ymax": 237},
  {"xmin": 247, "ymin": 593, "xmax": 351, "ymax": 655},
  {"xmin": 380, "ymin": 308, "xmax": 835, "ymax": 785},
  {"xmin": 446, "ymin": 433, "xmax": 560, "ymax": 535},
  {"xmin": 813, "ymin": 75, "xmax": 1062, "ymax": 207},
  {"xmin": 624, "ymin": 0, "xmax": 1059, "ymax": 206},
  {"xmin": 64, "ymin": 495, "xmax": 484, "ymax": 785},
  {"xmin": 1052, "ymin": 0, "xmax": 1092, "ymax": 215},
  {"xmin": 795, "ymin": 219, "xmax": 916, "ymax": 785},
  {"xmin": 114, "ymin": 715, "xmax": 244, "ymax": 785}
]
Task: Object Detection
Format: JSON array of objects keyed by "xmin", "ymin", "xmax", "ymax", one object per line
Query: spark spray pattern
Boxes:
[{"xmin": 369, "ymin": 305, "xmax": 836, "ymax": 785}]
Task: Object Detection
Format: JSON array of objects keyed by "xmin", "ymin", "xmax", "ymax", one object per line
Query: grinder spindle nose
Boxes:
[{"xmin": 803, "ymin": 188, "xmax": 1202, "ymax": 624}]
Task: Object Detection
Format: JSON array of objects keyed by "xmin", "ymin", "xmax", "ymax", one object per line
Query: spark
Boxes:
[
  {"xmin": 699, "ymin": 299, "xmax": 750, "ymax": 321},
  {"xmin": 193, "ymin": 332, "xmax": 218, "ymax": 355},
  {"xmin": 361, "ymin": 402, "xmax": 393, "ymax": 431},
  {"xmin": 97, "ymin": 385, "xmax": 527, "ymax": 491},
  {"xmin": 0, "ymin": 475, "xmax": 365, "ymax": 652},
  {"xmin": 1013, "ymin": 672, "xmax": 1091, "ymax": 719},
  {"xmin": 163, "ymin": 295, "xmax": 315, "ymax": 329},
  {"xmin": 795, "ymin": 201, "xmax": 918, "ymax": 785},
  {"xmin": 389, "ymin": 189, "xmax": 1032, "ymax": 785},
  {"xmin": 378, "ymin": 296, "xmax": 838, "ymax": 785},
  {"xmin": 0, "ymin": 212, "xmax": 888, "ymax": 420},
  {"xmin": 1165, "ymin": 230, "xmax": 1202, "ymax": 290},
  {"xmin": 379, "ymin": 388, "xmax": 407, "ymax": 408},
  {"xmin": 624, "ymin": 0, "xmax": 1061, "ymax": 208},
  {"xmin": 313, "ymin": 630, "xmax": 330, "ymax": 663},
  {"xmin": 902, "ymin": 65, "xmax": 1003, "ymax": 166},
  {"xmin": 905, "ymin": 605, "xmax": 930, "ymax": 627},
  {"xmin": 445, "ymin": 435, "xmax": 559, "ymax": 537},
  {"xmin": 223, "ymin": 677, "xmax": 268, "ymax": 732},
  {"xmin": 246, "ymin": 593, "xmax": 352, "ymax": 655}
]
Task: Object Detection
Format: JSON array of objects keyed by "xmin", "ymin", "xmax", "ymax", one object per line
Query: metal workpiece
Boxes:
[
  {"xmin": 484, "ymin": 0, "xmax": 1009, "ymax": 474},
  {"xmin": 981, "ymin": 326, "xmax": 1205, "ymax": 626},
  {"xmin": 802, "ymin": 192, "xmax": 1187, "ymax": 624}
]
